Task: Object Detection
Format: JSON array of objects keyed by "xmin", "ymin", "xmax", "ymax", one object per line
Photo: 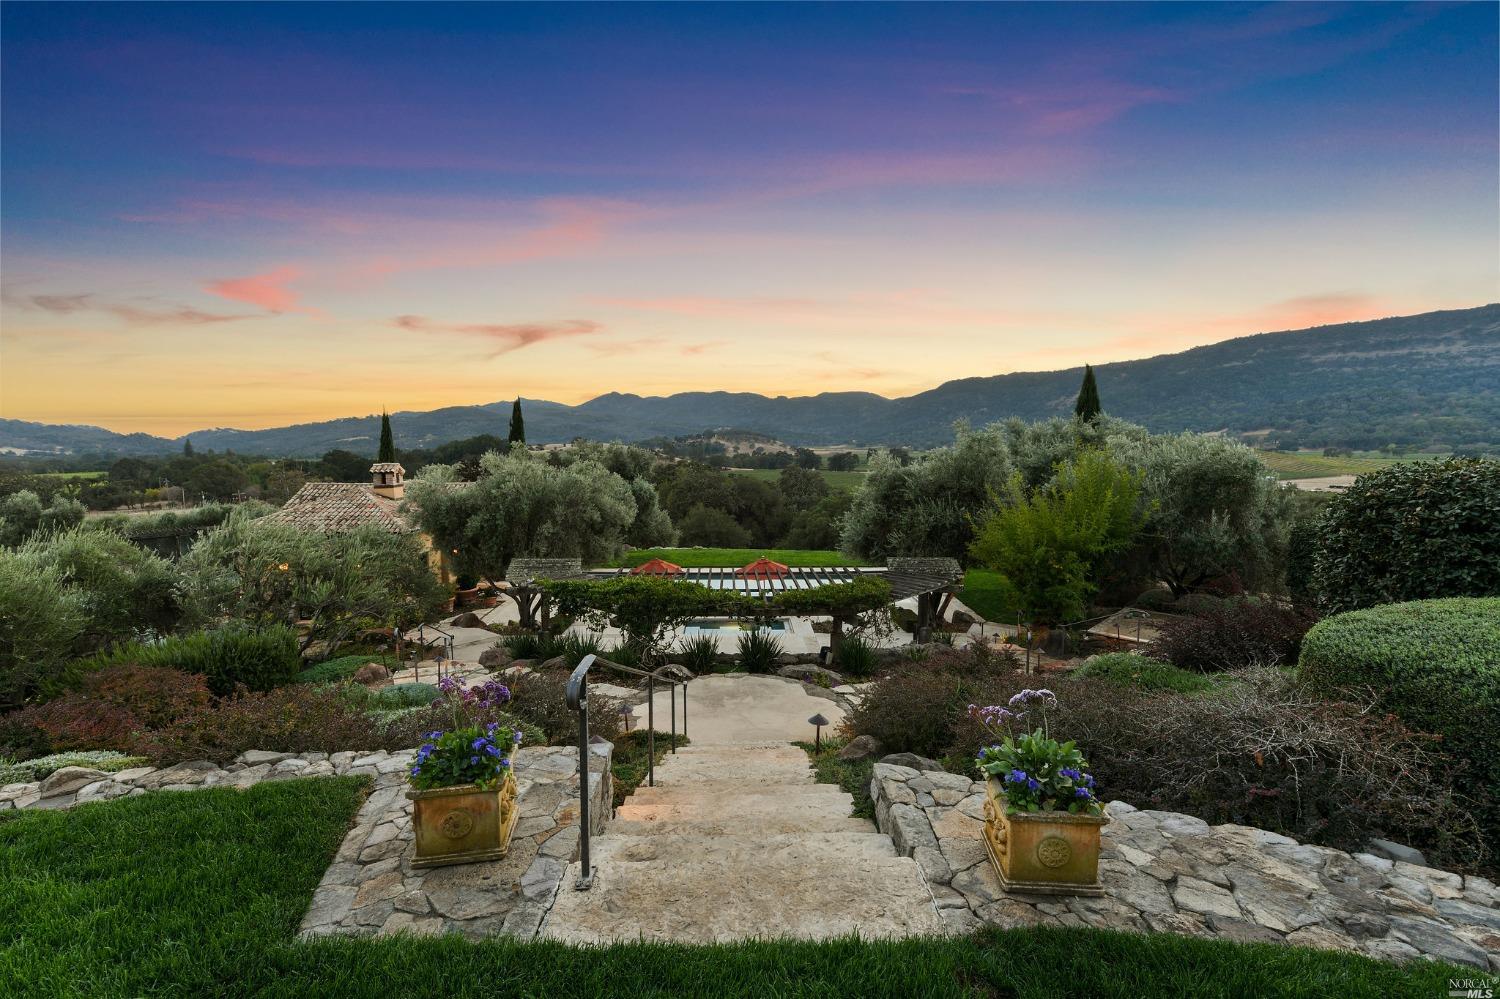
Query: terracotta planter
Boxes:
[
  {"xmin": 982, "ymin": 776, "xmax": 1106, "ymax": 895},
  {"xmin": 407, "ymin": 770, "xmax": 519, "ymax": 868},
  {"xmin": 455, "ymin": 587, "xmax": 481, "ymax": 607}
]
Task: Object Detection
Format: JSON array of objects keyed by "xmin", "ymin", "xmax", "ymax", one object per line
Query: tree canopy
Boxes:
[{"xmin": 508, "ymin": 399, "xmax": 525, "ymax": 447}]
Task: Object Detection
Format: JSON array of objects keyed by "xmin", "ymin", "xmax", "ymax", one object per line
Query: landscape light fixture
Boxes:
[
  {"xmin": 808, "ymin": 713, "xmax": 830, "ymax": 751},
  {"xmin": 617, "ymin": 704, "xmax": 634, "ymax": 732}
]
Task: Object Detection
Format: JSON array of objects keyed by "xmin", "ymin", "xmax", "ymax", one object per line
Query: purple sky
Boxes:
[{"xmin": 3, "ymin": 2, "xmax": 1496, "ymax": 434}]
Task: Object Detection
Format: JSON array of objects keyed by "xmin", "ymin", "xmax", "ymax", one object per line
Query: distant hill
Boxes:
[{"xmin": 4, "ymin": 304, "xmax": 1496, "ymax": 457}]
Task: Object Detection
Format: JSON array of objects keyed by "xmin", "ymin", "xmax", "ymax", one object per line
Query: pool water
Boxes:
[{"xmin": 683, "ymin": 619, "xmax": 787, "ymax": 632}]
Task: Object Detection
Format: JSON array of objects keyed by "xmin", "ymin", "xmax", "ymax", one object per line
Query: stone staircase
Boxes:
[{"xmin": 541, "ymin": 742, "xmax": 944, "ymax": 943}]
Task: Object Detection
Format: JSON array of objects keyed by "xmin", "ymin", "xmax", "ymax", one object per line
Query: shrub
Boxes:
[
  {"xmin": 504, "ymin": 631, "xmax": 561, "ymax": 662},
  {"xmin": 938, "ymin": 671, "xmax": 1488, "ymax": 871},
  {"xmin": 1, "ymin": 699, "xmax": 141, "ymax": 757},
  {"xmin": 1131, "ymin": 587, "xmax": 1177, "ymax": 612},
  {"xmin": 1299, "ymin": 597, "xmax": 1500, "ymax": 853},
  {"xmin": 1311, "ymin": 458, "xmax": 1500, "ymax": 612},
  {"xmin": 0, "ymin": 750, "xmax": 149, "ymax": 784},
  {"xmin": 845, "ymin": 666, "xmax": 980, "ymax": 758},
  {"xmin": 736, "ymin": 629, "xmax": 783, "ymax": 674},
  {"xmin": 559, "ymin": 633, "xmax": 604, "ymax": 667},
  {"xmin": 1172, "ymin": 592, "xmax": 1229, "ymax": 617},
  {"xmin": 346, "ymin": 682, "xmax": 441, "ymax": 711},
  {"xmin": 674, "ymin": 635, "xmax": 719, "ymax": 674},
  {"xmin": 1148, "ymin": 598, "xmax": 1316, "ymax": 672},
  {"xmin": 1072, "ymin": 653, "xmax": 1217, "ymax": 693},
  {"xmin": 0, "ymin": 552, "xmax": 86, "ymax": 710},
  {"xmin": 79, "ymin": 624, "xmax": 301, "ymax": 696},
  {"xmin": 502, "ymin": 670, "xmax": 622, "ymax": 746},
  {"xmin": 834, "ymin": 634, "xmax": 877, "ymax": 679},
  {"xmin": 296, "ymin": 654, "xmax": 401, "ymax": 685},
  {"xmin": 410, "ymin": 724, "xmax": 516, "ymax": 790},
  {"xmin": 130, "ymin": 685, "xmax": 386, "ymax": 765}
]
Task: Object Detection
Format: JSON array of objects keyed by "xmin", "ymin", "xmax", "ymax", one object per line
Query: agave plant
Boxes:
[{"xmin": 736, "ymin": 628, "xmax": 783, "ymax": 674}]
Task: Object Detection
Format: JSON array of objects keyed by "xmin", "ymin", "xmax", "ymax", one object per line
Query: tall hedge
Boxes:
[
  {"xmin": 1299, "ymin": 597, "xmax": 1500, "ymax": 803},
  {"xmin": 1311, "ymin": 458, "xmax": 1500, "ymax": 612},
  {"xmin": 78, "ymin": 623, "xmax": 302, "ymax": 696}
]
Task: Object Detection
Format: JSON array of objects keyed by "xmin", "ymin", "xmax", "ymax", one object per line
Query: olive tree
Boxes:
[
  {"xmin": 0, "ymin": 490, "xmax": 86, "ymax": 547},
  {"xmin": 180, "ymin": 512, "xmax": 447, "ymax": 654},
  {"xmin": 406, "ymin": 449, "xmax": 640, "ymax": 585},
  {"xmin": 1111, "ymin": 433, "xmax": 1292, "ymax": 596},
  {"xmin": 0, "ymin": 552, "xmax": 86, "ymax": 710},
  {"xmin": 840, "ymin": 423, "xmax": 1014, "ymax": 561}
]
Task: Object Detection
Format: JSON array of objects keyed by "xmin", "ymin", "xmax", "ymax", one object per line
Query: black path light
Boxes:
[
  {"xmin": 808, "ymin": 713, "xmax": 830, "ymax": 751},
  {"xmin": 618, "ymin": 703, "xmax": 634, "ymax": 733}
]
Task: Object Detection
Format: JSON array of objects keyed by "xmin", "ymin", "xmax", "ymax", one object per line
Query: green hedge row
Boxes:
[
  {"xmin": 1298, "ymin": 597, "xmax": 1500, "ymax": 788},
  {"xmin": 80, "ymin": 623, "xmax": 301, "ymax": 696}
]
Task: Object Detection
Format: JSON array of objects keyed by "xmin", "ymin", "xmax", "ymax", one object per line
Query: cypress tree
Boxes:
[
  {"xmin": 378, "ymin": 410, "xmax": 396, "ymax": 462},
  {"xmin": 508, "ymin": 398, "xmax": 526, "ymax": 447},
  {"xmin": 1074, "ymin": 364, "xmax": 1102, "ymax": 422},
  {"xmin": 183, "ymin": 437, "xmax": 194, "ymax": 457}
]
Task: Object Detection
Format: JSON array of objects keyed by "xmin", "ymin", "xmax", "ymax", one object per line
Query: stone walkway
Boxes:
[
  {"xmin": 300, "ymin": 743, "xmax": 612, "ymax": 939},
  {"xmin": 871, "ymin": 762, "xmax": 1500, "ymax": 971},
  {"xmin": 542, "ymin": 741, "xmax": 944, "ymax": 943}
]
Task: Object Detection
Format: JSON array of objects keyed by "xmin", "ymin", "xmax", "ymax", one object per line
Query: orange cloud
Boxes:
[
  {"xmin": 205, "ymin": 266, "xmax": 303, "ymax": 313},
  {"xmin": 394, "ymin": 315, "xmax": 603, "ymax": 355}
]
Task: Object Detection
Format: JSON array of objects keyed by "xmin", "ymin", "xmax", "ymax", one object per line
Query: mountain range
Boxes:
[{"xmin": 4, "ymin": 305, "xmax": 1497, "ymax": 457}]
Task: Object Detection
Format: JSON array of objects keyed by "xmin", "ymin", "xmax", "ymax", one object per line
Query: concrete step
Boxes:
[
  {"xmin": 591, "ymin": 830, "xmax": 901, "ymax": 864},
  {"xmin": 607, "ymin": 814, "xmax": 876, "ymax": 836},
  {"xmin": 543, "ymin": 850, "xmax": 944, "ymax": 943},
  {"xmin": 625, "ymin": 783, "xmax": 845, "ymax": 804},
  {"xmin": 616, "ymin": 789, "xmax": 857, "ymax": 825}
]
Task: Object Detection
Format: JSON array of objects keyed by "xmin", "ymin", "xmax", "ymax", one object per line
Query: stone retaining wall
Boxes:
[{"xmin": 870, "ymin": 762, "xmax": 1498, "ymax": 971}]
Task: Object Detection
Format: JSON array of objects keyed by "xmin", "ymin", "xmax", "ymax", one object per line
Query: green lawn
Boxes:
[
  {"xmin": 0, "ymin": 779, "xmax": 1466, "ymax": 997},
  {"xmin": 31, "ymin": 470, "xmax": 107, "ymax": 480},
  {"xmin": 609, "ymin": 547, "xmax": 875, "ymax": 568},
  {"xmin": 1253, "ymin": 451, "xmax": 1440, "ymax": 480},
  {"xmin": 727, "ymin": 467, "xmax": 868, "ymax": 491},
  {"xmin": 957, "ymin": 568, "xmax": 1019, "ymax": 624}
]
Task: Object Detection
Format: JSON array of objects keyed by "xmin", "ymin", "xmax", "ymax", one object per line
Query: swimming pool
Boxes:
[{"xmin": 683, "ymin": 618, "xmax": 788, "ymax": 633}]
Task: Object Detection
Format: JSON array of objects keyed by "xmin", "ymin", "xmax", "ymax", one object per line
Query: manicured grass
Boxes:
[
  {"xmin": 726, "ymin": 467, "xmax": 869, "ymax": 491},
  {"xmin": 609, "ymin": 547, "xmax": 875, "ymax": 568},
  {"xmin": 0, "ymin": 779, "xmax": 1467, "ymax": 997},
  {"xmin": 1253, "ymin": 451, "xmax": 1439, "ymax": 480},
  {"xmin": 611, "ymin": 729, "xmax": 688, "ymax": 808},
  {"xmin": 32, "ymin": 470, "xmax": 107, "ymax": 480},
  {"xmin": 957, "ymin": 568, "xmax": 1019, "ymax": 624},
  {"xmin": 797, "ymin": 738, "xmax": 875, "ymax": 820}
]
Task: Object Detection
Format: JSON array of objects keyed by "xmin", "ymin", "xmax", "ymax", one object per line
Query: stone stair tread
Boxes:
[
  {"xmin": 608, "ymin": 816, "xmax": 876, "ymax": 836},
  {"xmin": 543, "ymin": 853, "xmax": 943, "ymax": 944},
  {"xmin": 627, "ymin": 783, "xmax": 843, "ymax": 801},
  {"xmin": 589, "ymin": 830, "xmax": 901, "ymax": 863}
]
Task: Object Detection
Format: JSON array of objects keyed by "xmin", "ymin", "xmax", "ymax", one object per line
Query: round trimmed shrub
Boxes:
[
  {"xmin": 1299, "ymin": 598, "xmax": 1500, "ymax": 775},
  {"xmin": 1073, "ymin": 652, "xmax": 1216, "ymax": 693},
  {"xmin": 1311, "ymin": 458, "xmax": 1500, "ymax": 613}
]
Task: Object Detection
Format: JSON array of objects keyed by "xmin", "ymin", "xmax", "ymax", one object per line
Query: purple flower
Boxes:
[
  {"xmin": 1074, "ymin": 787, "xmax": 1092, "ymax": 798},
  {"xmin": 438, "ymin": 676, "xmax": 459, "ymax": 693},
  {"xmin": 469, "ymin": 755, "xmax": 480, "ymax": 765},
  {"xmin": 1026, "ymin": 778, "xmax": 1041, "ymax": 792},
  {"xmin": 471, "ymin": 737, "xmax": 488, "ymax": 751},
  {"xmin": 410, "ymin": 765, "xmax": 422, "ymax": 775},
  {"xmin": 512, "ymin": 729, "xmax": 523, "ymax": 744},
  {"xmin": 1005, "ymin": 769, "xmax": 1029, "ymax": 784}
]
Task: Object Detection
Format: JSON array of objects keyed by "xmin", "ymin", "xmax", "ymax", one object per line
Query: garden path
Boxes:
[{"xmin": 543, "ymin": 674, "xmax": 942, "ymax": 943}]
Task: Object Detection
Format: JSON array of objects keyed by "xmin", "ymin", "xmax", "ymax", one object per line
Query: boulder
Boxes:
[
  {"xmin": 39, "ymin": 767, "xmax": 110, "ymax": 798},
  {"xmin": 539, "ymin": 656, "xmax": 568, "ymax": 671},
  {"xmin": 451, "ymin": 612, "xmax": 487, "ymax": 630},
  {"xmin": 478, "ymin": 646, "xmax": 513, "ymax": 669},
  {"xmin": 950, "ymin": 609, "xmax": 978, "ymax": 626},
  {"xmin": 351, "ymin": 663, "xmax": 391, "ymax": 687},
  {"xmin": 837, "ymin": 734, "xmax": 883, "ymax": 762},
  {"xmin": 880, "ymin": 752, "xmax": 943, "ymax": 773},
  {"xmin": 777, "ymin": 664, "xmax": 844, "ymax": 687},
  {"xmin": 1365, "ymin": 838, "xmax": 1428, "ymax": 867},
  {"xmin": 658, "ymin": 664, "xmax": 694, "ymax": 682}
]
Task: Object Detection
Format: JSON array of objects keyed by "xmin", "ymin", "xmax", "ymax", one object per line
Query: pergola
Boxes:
[{"xmin": 598, "ymin": 555, "xmax": 965, "ymax": 644}]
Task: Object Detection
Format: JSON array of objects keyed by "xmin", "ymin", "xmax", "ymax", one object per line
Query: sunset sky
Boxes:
[{"xmin": 2, "ymin": 2, "xmax": 1496, "ymax": 437}]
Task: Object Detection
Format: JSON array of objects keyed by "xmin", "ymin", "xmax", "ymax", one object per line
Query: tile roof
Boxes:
[{"xmin": 264, "ymin": 482, "xmax": 415, "ymax": 534}]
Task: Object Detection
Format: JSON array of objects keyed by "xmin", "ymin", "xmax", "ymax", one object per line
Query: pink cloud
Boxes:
[
  {"xmin": 6, "ymin": 289, "xmax": 253, "ymax": 326},
  {"xmin": 205, "ymin": 266, "xmax": 303, "ymax": 313},
  {"xmin": 394, "ymin": 315, "xmax": 603, "ymax": 355}
]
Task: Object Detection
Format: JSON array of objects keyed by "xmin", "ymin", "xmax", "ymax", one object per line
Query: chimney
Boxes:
[{"xmin": 370, "ymin": 462, "xmax": 405, "ymax": 501}]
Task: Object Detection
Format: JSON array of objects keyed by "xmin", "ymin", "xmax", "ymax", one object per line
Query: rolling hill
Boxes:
[{"xmin": 3, "ymin": 304, "xmax": 1496, "ymax": 457}]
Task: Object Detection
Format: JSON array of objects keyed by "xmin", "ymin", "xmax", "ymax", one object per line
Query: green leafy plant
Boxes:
[
  {"xmin": 834, "ymin": 633, "xmax": 877, "ymax": 678},
  {"xmin": 675, "ymin": 634, "xmax": 719, "ymax": 673},
  {"xmin": 409, "ymin": 722, "xmax": 521, "ymax": 791},
  {"xmin": 0, "ymin": 750, "xmax": 149, "ymax": 784},
  {"xmin": 78, "ymin": 624, "xmax": 301, "ymax": 696},
  {"xmin": 736, "ymin": 628, "xmax": 783, "ymax": 674},
  {"xmin": 1072, "ymin": 653, "xmax": 1216, "ymax": 693},
  {"xmin": 969, "ymin": 689, "xmax": 1102, "ymax": 815}
]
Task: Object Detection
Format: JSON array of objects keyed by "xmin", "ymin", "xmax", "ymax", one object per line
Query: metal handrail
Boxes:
[
  {"xmin": 401, "ymin": 622, "xmax": 455, "ymax": 683},
  {"xmin": 565, "ymin": 652, "xmax": 688, "ymax": 891}
]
